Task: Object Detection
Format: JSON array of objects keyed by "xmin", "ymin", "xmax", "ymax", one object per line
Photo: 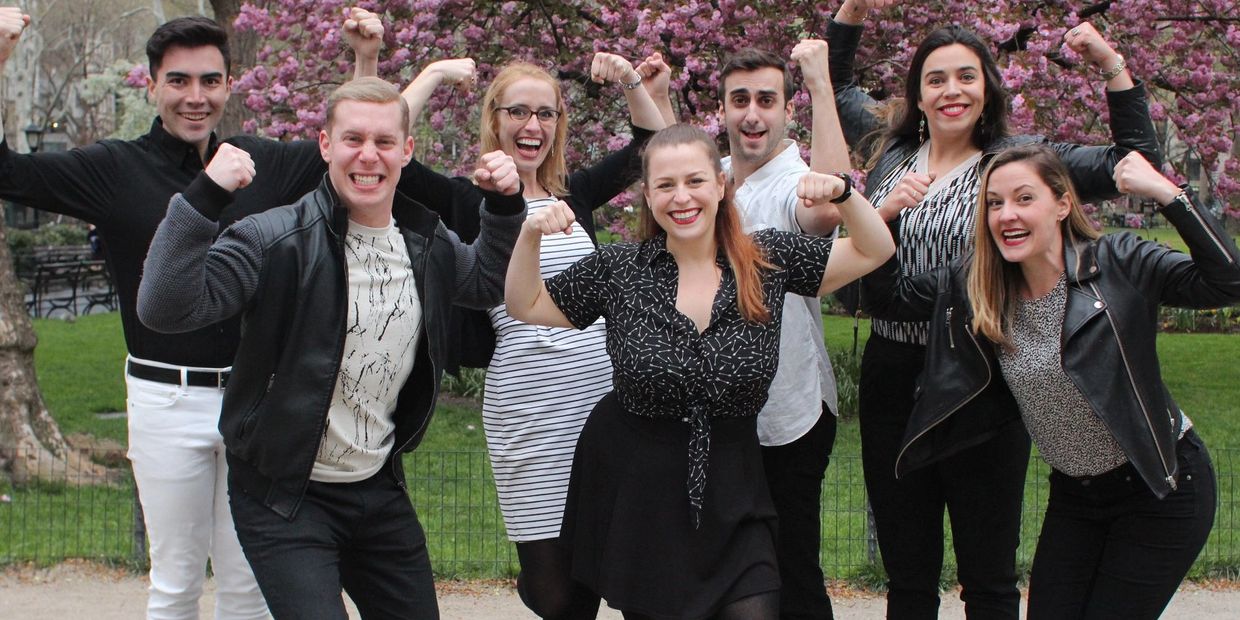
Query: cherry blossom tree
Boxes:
[{"xmin": 229, "ymin": 1, "xmax": 1238, "ymax": 216}]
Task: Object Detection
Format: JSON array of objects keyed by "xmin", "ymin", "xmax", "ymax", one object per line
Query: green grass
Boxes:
[
  {"xmin": 8, "ymin": 312, "xmax": 1240, "ymax": 582},
  {"xmin": 1103, "ymin": 225, "xmax": 1240, "ymax": 255}
]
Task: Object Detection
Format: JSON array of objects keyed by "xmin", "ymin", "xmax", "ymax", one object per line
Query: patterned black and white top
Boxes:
[
  {"xmin": 998, "ymin": 274, "xmax": 1192, "ymax": 476},
  {"xmin": 868, "ymin": 142, "xmax": 984, "ymax": 345},
  {"xmin": 545, "ymin": 228, "xmax": 833, "ymax": 525}
]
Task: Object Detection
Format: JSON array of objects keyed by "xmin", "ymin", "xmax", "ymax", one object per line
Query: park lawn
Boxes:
[
  {"xmin": 1102, "ymin": 225, "xmax": 1240, "ymax": 255},
  {"xmin": 15, "ymin": 312, "xmax": 1240, "ymax": 580}
]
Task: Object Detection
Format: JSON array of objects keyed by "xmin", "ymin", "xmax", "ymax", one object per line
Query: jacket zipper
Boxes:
[
  {"xmin": 1088, "ymin": 281, "xmax": 1176, "ymax": 489},
  {"xmin": 946, "ymin": 307, "xmax": 956, "ymax": 348},
  {"xmin": 1181, "ymin": 199, "xmax": 1235, "ymax": 265},
  {"xmin": 894, "ymin": 318, "xmax": 989, "ymax": 474}
]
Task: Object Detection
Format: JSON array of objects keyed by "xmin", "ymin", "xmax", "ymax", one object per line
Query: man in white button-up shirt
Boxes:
[{"xmin": 717, "ymin": 42, "xmax": 852, "ymax": 620}]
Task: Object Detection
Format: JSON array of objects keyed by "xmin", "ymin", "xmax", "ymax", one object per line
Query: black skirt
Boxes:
[{"xmin": 562, "ymin": 391, "xmax": 780, "ymax": 619}]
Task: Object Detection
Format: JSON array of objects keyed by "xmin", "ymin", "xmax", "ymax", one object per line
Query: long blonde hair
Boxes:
[
  {"xmin": 967, "ymin": 145, "xmax": 1100, "ymax": 346},
  {"xmin": 479, "ymin": 62, "xmax": 569, "ymax": 197},
  {"xmin": 639, "ymin": 124, "xmax": 775, "ymax": 323}
]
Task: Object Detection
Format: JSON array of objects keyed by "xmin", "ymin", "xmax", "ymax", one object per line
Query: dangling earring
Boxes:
[{"xmin": 918, "ymin": 113, "xmax": 926, "ymax": 144}]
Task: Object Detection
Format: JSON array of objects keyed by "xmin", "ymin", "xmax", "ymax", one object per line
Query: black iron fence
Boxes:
[{"xmin": 2, "ymin": 448, "xmax": 1238, "ymax": 581}]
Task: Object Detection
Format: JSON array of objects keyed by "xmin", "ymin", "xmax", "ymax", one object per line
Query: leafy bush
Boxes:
[
  {"xmin": 7, "ymin": 223, "xmax": 89, "ymax": 256},
  {"xmin": 440, "ymin": 367, "xmax": 486, "ymax": 400}
]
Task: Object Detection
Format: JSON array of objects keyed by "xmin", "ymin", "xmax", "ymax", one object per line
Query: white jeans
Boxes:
[{"xmin": 125, "ymin": 356, "xmax": 269, "ymax": 620}]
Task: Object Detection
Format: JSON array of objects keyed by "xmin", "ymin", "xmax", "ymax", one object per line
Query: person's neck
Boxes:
[
  {"xmin": 347, "ymin": 204, "xmax": 395, "ymax": 229},
  {"xmin": 665, "ymin": 235, "xmax": 718, "ymax": 267},
  {"xmin": 1017, "ymin": 252, "xmax": 1066, "ymax": 299},
  {"xmin": 520, "ymin": 170, "xmax": 548, "ymax": 199},
  {"xmin": 730, "ymin": 139, "xmax": 785, "ymax": 189},
  {"xmin": 926, "ymin": 133, "xmax": 980, "ymax": 176}
]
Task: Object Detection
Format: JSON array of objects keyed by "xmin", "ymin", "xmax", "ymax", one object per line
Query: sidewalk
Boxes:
[{"xmin": 2, "ymin": 561, "xmax": 1238, "ymax": 618}]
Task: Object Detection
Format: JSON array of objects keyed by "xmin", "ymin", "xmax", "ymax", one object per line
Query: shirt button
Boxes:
[
  {"xmin": 1093, "ymin": 301, "xmax": 1104, "ymax": 309},
  {"xmin": 1089, "ymin": 265, "xmax": 1098, "ymax": 273}
]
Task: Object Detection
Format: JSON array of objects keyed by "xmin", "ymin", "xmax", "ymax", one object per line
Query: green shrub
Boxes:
[
  {"xmin": 7, "ymin": 222, "xmax": 90, "ymax": 256},
  {"xmin": 441, "ymin": 367, "xmax": 486, "ymax": 400}
]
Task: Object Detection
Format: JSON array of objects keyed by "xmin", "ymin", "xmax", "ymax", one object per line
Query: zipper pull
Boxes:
[{"xmin": 946, "ymin": 307, "xmax": 956, "ymax": 349}]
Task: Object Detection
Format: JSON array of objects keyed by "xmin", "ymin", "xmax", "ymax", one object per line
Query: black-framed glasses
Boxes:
[{"xmin": 496, "ymin": 105, "xmax": 561, "ymax": 123}]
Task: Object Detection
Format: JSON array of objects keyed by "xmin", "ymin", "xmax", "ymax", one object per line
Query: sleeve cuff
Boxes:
[
  {"xmin": 479, "ymin": 184, "xmax": 526, "ymax": 216},
  {"xmin": 182, "ymin": 172, "xmax": 235, "ymax": 221}
]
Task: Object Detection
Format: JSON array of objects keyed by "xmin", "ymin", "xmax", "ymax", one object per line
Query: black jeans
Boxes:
[
  {"xmin": 229, "ymin": 468, "xmax": 439, "ymax": 619},
  {"xmin": 859, "ymin": 334, "xmax": 1028, "ymax": 620},
  {"xmin": 761, "ymin": 403, "xmax": 838, "ymax": 620},
  {"xmin": 1028, "ymin": 430, "xmax": 1216, "ymax": 620}
]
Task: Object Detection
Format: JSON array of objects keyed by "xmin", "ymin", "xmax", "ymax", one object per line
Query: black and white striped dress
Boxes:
[{"xmin": 482, "ymin": 196, "xmax": 613, "ymax": 541}]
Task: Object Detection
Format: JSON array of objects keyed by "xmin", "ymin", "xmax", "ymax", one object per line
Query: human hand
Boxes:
[
  {"xmin": 791, "ymin": 39, "xmax": 830, "ymax": 92},
  {"xmin": 0, "ymin": 7, "xmax": 30, "ymax": 65},
  {"xmin": 798, "ymin": 172, "xmax": 849, "ymax": 208},
  {"xmin": 591, "ymin": 52, "xmax": 641, "ymax": 87},
  {"xmin": 474, "ymin": 150, "xmax": 521, "ymax": 196},
  {"xmin": 635, "ymin": 52, "xmax": 671, "ymax": 99},
  {"xmin": 205, "ymin": 143, "xmax": 256, "ymax": 192},
  {"xmin": 525, "ymin": 200, "xmax": 576, "ymax": 235},
  {"xmin": 1113, "ymin": 152, "xmax": 1180, "ymax": 206},
  {"xmin": 880, "ymin": 171, "xmax": 936, "ymax": 213},
  {"xmin": 427, "ymin": 58, "xmax": 476, "ymax": 93},
  {"xmin": 343, "ymin": 7, "xmax": 384, "ymax": 58},
  {"xmin": 1063, "ymin": 21, "xmax": 1121, "ymax": 75}
]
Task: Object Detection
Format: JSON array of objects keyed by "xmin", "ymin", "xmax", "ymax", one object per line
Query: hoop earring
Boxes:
[{"xmin": 919, "ymin": 114, "xmax": 926, "ymax": 144}]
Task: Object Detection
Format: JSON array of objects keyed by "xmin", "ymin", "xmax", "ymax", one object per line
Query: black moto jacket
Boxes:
[{"xmin": 860, "ymin": 191, "xmax": 1240, "ymax": 497}]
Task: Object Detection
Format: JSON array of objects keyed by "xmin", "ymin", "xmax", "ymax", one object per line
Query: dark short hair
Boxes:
[
  {"xmin": 146, "ymin": 16, "xmax": 231, "ymax": 77},
  {"xmin": 891, "ymin": 25, "xmax": 1009, "ymax": 149},
  {"xmin": 717, "ymin": 48, "xmax": 794, "ymax": 104}
]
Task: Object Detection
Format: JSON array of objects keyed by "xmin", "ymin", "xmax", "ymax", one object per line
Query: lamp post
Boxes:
[{"xmin": 22, "ymin": 123, "xmax": 44, "ymax": 153}]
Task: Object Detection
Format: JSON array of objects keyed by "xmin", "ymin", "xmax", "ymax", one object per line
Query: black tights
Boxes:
[
  {"xmin": 621, "ymin": 591, "xmax": 779, "ymax": 620},
  {"xmin": 515, "ymin": 539, "xmax": 601, "ymax": 620}
]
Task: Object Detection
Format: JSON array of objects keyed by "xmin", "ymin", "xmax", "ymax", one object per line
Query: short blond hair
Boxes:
[{"xmin": 325, "ymin": 77, "xmax": 409, "ymax": 136}]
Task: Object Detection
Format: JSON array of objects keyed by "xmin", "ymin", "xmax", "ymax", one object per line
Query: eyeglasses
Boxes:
[{"xmin": 496, "ymin": 105, "xmax": 561, "ymax": 123}]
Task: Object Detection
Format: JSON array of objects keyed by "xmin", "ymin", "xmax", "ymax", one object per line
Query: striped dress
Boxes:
[{"xmin": 482, "ymin": 196, "xmax": 613, "ymax": 541}]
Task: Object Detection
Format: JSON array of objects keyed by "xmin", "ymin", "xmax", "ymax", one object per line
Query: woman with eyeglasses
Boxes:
[{"xmin": 399, "ymin": 53, "xmax": 671, "ymax": 619}]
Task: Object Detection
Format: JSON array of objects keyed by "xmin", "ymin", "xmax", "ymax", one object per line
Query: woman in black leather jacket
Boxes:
[
  {"xmin": 828, "ymin": 1, "xmax": 1163, "ymax": 616},
  {"xmin": 862, "ymin": 145, "xmax": 1240, "ymax": 619}
]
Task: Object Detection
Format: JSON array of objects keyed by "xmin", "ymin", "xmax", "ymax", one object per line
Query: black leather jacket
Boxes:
[
  {"xmin": 826, "ymin": 18, "xmax": 1164, "ymax": 207},
  {"xmin": 860, "ymin": 191, "xmax": 1240, "ymax": 497},
  {"xmin": 138, "ymin": 176, "xmax": 525, "ymax": 519}
]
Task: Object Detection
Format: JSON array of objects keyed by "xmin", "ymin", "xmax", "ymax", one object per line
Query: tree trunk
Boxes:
[
  {"xmin": 211, "ymin": 0, "xmax": 257, "ymax": 138},
  {"xmin": 0, "ymin": 216, "xmax": 110, "ymax": 486}
]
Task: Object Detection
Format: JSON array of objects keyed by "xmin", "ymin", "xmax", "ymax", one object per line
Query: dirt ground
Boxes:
[{"xmin": 2, "ymin": 561, "xmax": 1239, "ymax": 619}]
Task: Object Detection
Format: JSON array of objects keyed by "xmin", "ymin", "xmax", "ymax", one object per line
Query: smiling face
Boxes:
[
  {"xmin": 985, "ymin": 161, "xmax": 1071, "ymax": 268},
  {"xmin": 917, "ymin": 43, "xmax": 986, "ymax": 145},
  {"xmin": 720, "ymin": 67, "xmax": 792, "ymax": 169},
  {"xmin": 643, "ymin": 142, "xmax": 726, "ymax": 249},
  {"xmin": 320, "ymin": 99, "xmax": 414, "ymax": 222},
  {"xmin": 492, "ymin": 77, "xmax": 560, "ymax": 178},
  {"xmin": 146, "ymin": 44, "xmax": 232, "ymax": 155}
]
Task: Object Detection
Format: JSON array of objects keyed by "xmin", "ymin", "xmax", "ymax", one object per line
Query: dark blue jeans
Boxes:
[
  {"xmin": 1028, "ymin": 430, "xmax": 1215, "ymax": 620},
  {"xmin": 229, "ymin": 467, "xmax": 439, "ymax": 619},
  {"xmin": 859, "ymin": 334, "xmax": 1028, "ymax": 620},
  {"xmin": 761, "ymin": 402, "xmax": 838, "ymax": 620}
]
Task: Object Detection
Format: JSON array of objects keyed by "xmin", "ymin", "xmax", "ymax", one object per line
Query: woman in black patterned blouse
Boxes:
[{"xmin": 505, "ymin": 123, "xmax": 894, "ymax": 619}]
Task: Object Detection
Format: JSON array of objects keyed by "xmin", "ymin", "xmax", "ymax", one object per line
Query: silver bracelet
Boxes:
[
  {"xmin": 1099, "ymin": 54, "xmax": 1126, "ymax": 81},
  {"xmin": 621, "ymin": 76, "xmax": 642, "ymax": 90}
]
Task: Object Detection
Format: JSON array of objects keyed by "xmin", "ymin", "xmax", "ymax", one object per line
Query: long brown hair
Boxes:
[
  {"xmin": 967, "ymin": 145, "xmax": 1100, "ymax": 346},
  {"xmin": 479, "ymin": 62, "xmax": 569, "ymax": 197},
  {"xmin": 639, "ymin": 124, "xmax": 775, "ymax": 323}
]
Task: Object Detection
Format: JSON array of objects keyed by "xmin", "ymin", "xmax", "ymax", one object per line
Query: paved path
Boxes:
[{"xmin": 2, "ymin": 561, "xmax": 1239, "ymax": 618}]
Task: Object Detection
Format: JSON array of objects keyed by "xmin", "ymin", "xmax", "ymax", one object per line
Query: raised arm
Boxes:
[
  {"xmin": 789, "ymin": 38, "xmax": 850, "ymax": 234},
  {"xmin": 797, "ymin": 171, "xmax": 895, "ymax": 295},
  {"xmin": 343, "ymin": 7, "xmax": 383, "ymax": 79},
  {"xmin": 591, "ymin": 52, "xmax": 666, "ymax": 132},
  {"xmin": 504, "ymin": 200, "xmax": 577, "ymax": 328},
  {"xmin": 1111, "ymin": 152, "xmax": 1240, "ymax": 308},
  {"xmin": 635, "ymin": 52, "xmax": 677, "ymax": 127},
  {"xmin": 137, "ymin": 144, "xmax": 263, "ymax": 333},
  {"xmin": 827, "ymin": 0, "xmax": 898, "ymax": 149},
  {"xmin": 447, "ymin": 151, "xmax": 528, "ymax": 309},
  {"xmin": 400, "ymin": 58, "xmax": 476, "ymax": 128}
]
